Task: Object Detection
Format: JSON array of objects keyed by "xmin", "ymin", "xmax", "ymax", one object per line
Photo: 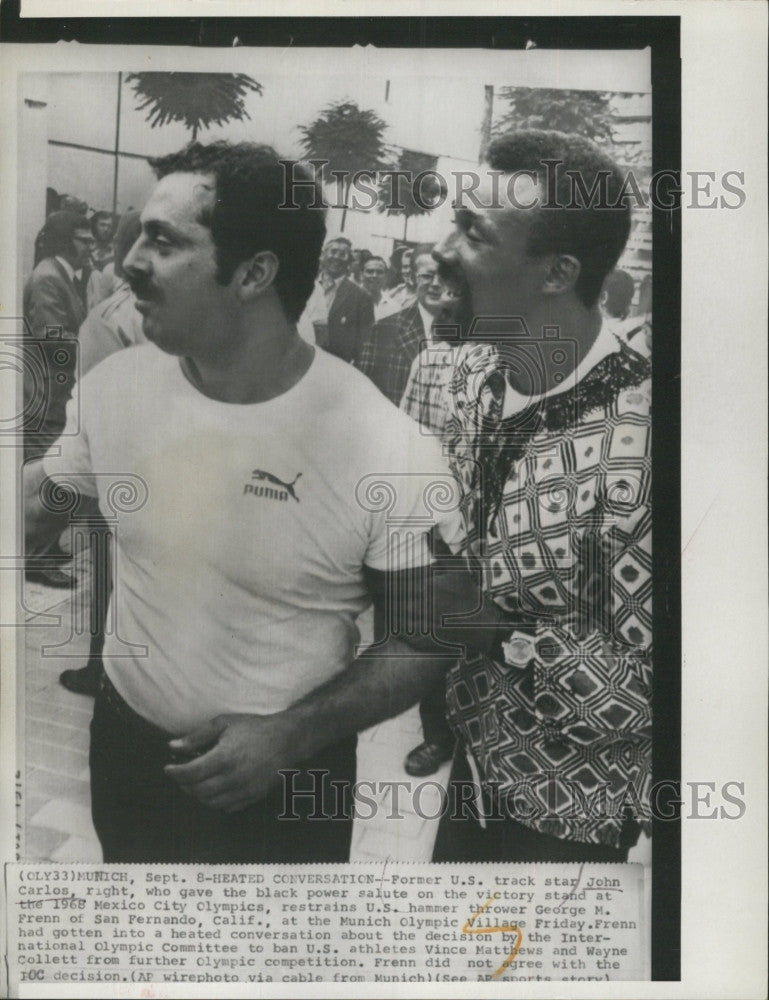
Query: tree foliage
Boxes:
[
  {"xmin": 126, "ymin": 73, "xmax": 263, "ymax": 141},
  {"xmin": 298, "ymin": 101, "xmax": 390, "ymax": 180},
  {"xmin": 298, "ymin": 101, "xmax": 389, "ymax": 230},
  {"xmin": 376, "ymin": 148, "xmax": 446, "ymax": 240},
  {"xmin": 494, "ymin": 87, "xmax": 651, "ymax": 170},
  {"xmin": 495, "ymin": 87, "xmax": 622, "ymax": 144}
]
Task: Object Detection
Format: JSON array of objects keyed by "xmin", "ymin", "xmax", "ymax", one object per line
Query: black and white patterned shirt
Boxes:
[{"xmin": 406, "ymin": 320, "xmax": 653, "ymax": 847}]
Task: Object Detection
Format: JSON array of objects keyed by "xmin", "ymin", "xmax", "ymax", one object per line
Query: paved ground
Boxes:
[{"xmin": 21, "ymin": 555, "xmax": 449, "ymax": 864}]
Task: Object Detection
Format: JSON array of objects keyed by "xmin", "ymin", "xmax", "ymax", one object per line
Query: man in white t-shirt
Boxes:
[{"xmin": 24, "ymin": 141, "xmax": 500, "ymax": 864}]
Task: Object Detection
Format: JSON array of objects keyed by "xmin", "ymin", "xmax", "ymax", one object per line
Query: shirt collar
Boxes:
[
  {"xmin": 501, "ymin": 320, "xmax": 621, "ymax": 418},
  {"xmin": 417, "ymin": 302, "xmax": 439, "ymax": 337},
  {"xmin": 55, "ymin": 255, "xmax": 80, "ymax": 283},
  {"xmin": 319, "ymin": 272, "xmax": 342, "ymax": 295}
]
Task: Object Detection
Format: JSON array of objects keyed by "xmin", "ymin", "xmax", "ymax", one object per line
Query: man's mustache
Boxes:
[
  {"xmin": 435, "ymin": 261, "xmax": 473, "ymax": 328},
  {"xmin": 128, "ymin": 279, "xmax": 160, "ymax": 302},
  {"xmin": 436, "ymin": 261, "xmax": 468, "ymax": 299}
]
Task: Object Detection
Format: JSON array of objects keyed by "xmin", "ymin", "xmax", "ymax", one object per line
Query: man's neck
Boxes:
[
  {"xmin": 181, "ymin": 308, "xmax": 315, "ymax": 405},
  {"xmin": 54, "ymin": 255, "xmax": 78, "ymax": 280},
  {"xmin": 320, "ymin": 271, "xmax": 343, "ymax": 291},
  {"xmin": 503, "ymin": 300, "xmax": 603, "ymax": 397},
  {"xmin": 417, "ymin": 302, "xmax": 443, "ymax": 337}
]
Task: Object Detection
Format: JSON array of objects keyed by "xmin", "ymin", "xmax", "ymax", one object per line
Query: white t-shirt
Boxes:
[{"xmin": 44, "ymin": 344, "xmax": 460, "ymax": 733}]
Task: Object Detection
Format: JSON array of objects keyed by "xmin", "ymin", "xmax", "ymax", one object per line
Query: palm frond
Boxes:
[{"xmin": 126, "ymin": 73, "xmax": 262, "ymax": 136}]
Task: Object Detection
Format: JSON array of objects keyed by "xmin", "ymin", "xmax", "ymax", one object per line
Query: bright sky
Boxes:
[{"xmin": 39, "ymin": 45, "xmax": 651, "ymax": 165}]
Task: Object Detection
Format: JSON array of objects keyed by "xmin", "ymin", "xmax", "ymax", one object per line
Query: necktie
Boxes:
[{"xmin": 74, "ymin": 268, "xmax": 90, "ymax": 308}]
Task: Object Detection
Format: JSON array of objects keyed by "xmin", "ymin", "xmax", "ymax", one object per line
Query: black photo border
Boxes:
[{"xmin": 0, "ymin": 7, "xmax": 682, "ymax": 983}]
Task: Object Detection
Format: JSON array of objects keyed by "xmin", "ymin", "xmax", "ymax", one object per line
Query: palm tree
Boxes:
[
  {"xmin": 377, "ymin": 148, "xmax": 446, "ymax": 241},
  {"xmin": 125, "ymin": 72, "xmax": 263, "ymax": 142},
  {"xmin": 297, "ymin": 101, "xmax": 389, "ymax": 232}
]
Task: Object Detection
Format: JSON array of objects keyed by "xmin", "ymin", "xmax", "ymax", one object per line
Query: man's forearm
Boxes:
[
  {"xmin": 284, "ymin": 640, "xmax": 455, "ymax": 764},
  {"xmin": 166, "ymin": 641, "xmax": 457, "ymax": 811}
]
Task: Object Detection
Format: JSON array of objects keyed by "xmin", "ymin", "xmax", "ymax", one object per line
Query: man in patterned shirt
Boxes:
[{"xmin": 411, "ymin": 129, "xmax": 652, "ymax": 862}]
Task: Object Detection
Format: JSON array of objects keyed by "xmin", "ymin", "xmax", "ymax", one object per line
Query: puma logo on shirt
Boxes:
[{"xmin": 244, "ymin": 469, "xmax": 302, "ymax": 503}]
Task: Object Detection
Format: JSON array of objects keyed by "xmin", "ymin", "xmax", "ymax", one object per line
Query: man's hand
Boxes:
[
  {"xmin": 166, "ymin": 636, "xmax": 456, "ymax": 814},
  {"xmin": 24, "ymin": 459, "xmax": 78, "ymax": 556},
  {"xmin": 164, "ymin": 712, "xmax": 296, "ymax": 813}
]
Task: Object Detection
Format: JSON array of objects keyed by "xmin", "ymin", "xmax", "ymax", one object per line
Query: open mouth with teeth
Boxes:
[{"xmin": 436, "ymin": 265, "xmax": 470, "ymax": 304}]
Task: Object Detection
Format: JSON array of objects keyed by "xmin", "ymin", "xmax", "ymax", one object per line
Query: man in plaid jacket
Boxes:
[{"xmin": 356, "ymin": 243, "xmax": 457, "ymax": 405}]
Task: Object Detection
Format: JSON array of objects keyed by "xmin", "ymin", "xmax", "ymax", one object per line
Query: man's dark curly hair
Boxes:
[
  {"xmin": 148, "ymin": 141, "xmax": 326, "ymax": 323},
  {"xmin": 485, "ymin": 129, "xmax": 632, "ymax": 309},
  {"xmin": 40, "ymin": 210, "xmax": 91, "ymax": 259}
]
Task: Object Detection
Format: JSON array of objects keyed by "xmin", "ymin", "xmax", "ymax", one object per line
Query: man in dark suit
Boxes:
[
  {"xmin": 23, "ymin": 210, "xmax": 93, "ymax": 588},
  {"xmin": 24, "ymin": 211, "xmax": 92, "ymax": 453},
  {"xmin": 298, "ymin": 236, "xmax": 374, "ymax": 363}
]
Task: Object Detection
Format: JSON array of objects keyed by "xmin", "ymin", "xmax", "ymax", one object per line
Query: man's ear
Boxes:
[
  {"xmin": 542, "ymin": 254, "xmax": 581, "ymax": 296},
  {"xmin": 234, "ymin": 251, "xmax": 279, "ymax": 303}
]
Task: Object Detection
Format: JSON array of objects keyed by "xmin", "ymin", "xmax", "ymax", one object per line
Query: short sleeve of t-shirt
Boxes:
[
  {"xmin": 41, "ymin": 376, "xmax": 99, "ymax": 497},
  {"xmin": 361, "ymin": 410, "xmax": 465, "ymax": 571}
]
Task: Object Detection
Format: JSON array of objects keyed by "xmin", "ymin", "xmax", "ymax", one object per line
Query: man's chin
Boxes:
[{"xmin": 141, "ymin": 319, "xmax": 183, "ymax": 356}]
